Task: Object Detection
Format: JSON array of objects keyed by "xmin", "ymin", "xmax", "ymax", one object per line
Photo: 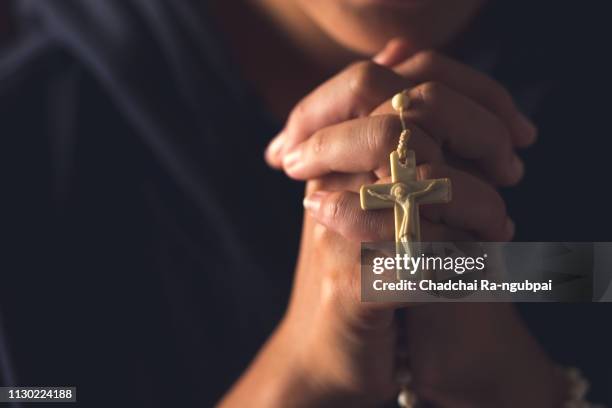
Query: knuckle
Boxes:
[
  {"xmin": 323, "ymin": 192, "xmax": 348, "ymax": 224},
  {"xmin": 347, "ymin": 61, "xmax": 384, "ymax": 108},
  {"xmin": 365, "ymin": 115, "xmax": 399, "ymax": 157},
  {"xmin": 415, "ymin": 81, "xmax": 445, "ymax": 105},
  {"xmin": 347, "ymin": 208, "xmax": 389, "ymax": 242},
  {"xmin": 362, "ymin": 213, "xmax": 387, "ymax": 241},
  {"xmin": 315, "ymin": 224, "xmax": 338, "ymax": 247},
  {"xmin": 348, "ymin": 61, "xmax": 378, "ymax": 89},
  {"xmin": 377, "ymin": 115, "xmax": 401, "ymax": 147},
  {"xmin": 310, "ymin": 129, "xmax": 327, "ymax": 155},
  {"xmin": 286, "ymin": 102, "xmax": 307, "ymax": 134},
  {"xmin": 410, "ymin": 50, "xmax": 441, "ymax": 70},
  {"xmin": 416, "ymin": 162, "xmax": 446, "ymax": 180}
]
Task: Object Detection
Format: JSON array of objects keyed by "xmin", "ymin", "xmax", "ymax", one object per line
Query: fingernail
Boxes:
[
  {"xmin": 303, "ymin": 191, "xmax": 326, "ymax": 213},
  {"xmin": 516, "ymin": 112, "xmax": 537, "ymax": 143},
  {"xmin": 505, "ymin": 217, "xmax": 515, "ymax": 239},
  {"xmin": 373, "ymin": 38, "xmax": 411, "ymax": 66},
  {"xmin": 373, "ymin": 41, "xmax": 394, "ymax": 65},
  {"xmin": 283, "ymin": 147, "xmax": 303, "ymax": 174},
  {"xmin": 265, "ymin": 134, "xmax": 285, "ymax": 162}
]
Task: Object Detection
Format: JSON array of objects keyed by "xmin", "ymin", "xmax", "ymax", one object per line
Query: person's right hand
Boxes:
[
  {"xmin": 220, "ymin": 43, "xmax": 555, "ymax": 408},
  {"xmin": 271, "ymin": 47, "xmax": 558, "ymax": 408},
  {"xmin": 266, "ymin": 40, "xmax": 537, "ymax": 190}
]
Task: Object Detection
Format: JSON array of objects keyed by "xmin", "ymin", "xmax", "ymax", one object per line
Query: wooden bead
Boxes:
[{"xmin": 392, "ymin": 91, "xmax": 410, "ymax": 112}]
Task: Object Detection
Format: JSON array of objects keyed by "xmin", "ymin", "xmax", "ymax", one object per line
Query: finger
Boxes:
[
  {"xmin": 267, "ymin": 38, "xmax": 411, "ymax": 168},
  {"xmin": 394, "ymin": 51, "xmax": 537, "ymax": 147},
  {"xmin": 414, "ymin": 163, "xmax": 514, "ymax": 241},
  {"xmin": 373, "ymin": 38, "xmax": 414, "ymax": 67},
  {"xmin": 368, "ymin": 161, "xmax": 514, "ymax": 241},
  {"xmin": 303, "ymin": 190, "xmax": 395, "ymax": 242},
  {"xmin": 283, "ymin": 115, "xmax": 442, "ymax": 180},
  {"xmin": 372, "ymin": 82, "xmax": 524, "ymax": 186},
  {"xmin": 265, "ymin": 61, "xmax": 412, "ymax": 168},
  {"xmin": 308, "ymin": 172, "xmax": 376, "ymax": 195},
  {"xmin": 420, "ymin": 218, "xmax": 475, "ymax": 242},
  {"xmin": 302, "ymin": 190, "xmax": 487, "ymax": 243}
]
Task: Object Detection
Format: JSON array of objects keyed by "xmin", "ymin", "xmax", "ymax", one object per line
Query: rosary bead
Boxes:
[
  {"xmin": 397, "ymin": 388, "xmax": 417, "ymax": 408},
  {"xmin": 392, "ymin": 91, "xmax": 410, "ymax": 112}
]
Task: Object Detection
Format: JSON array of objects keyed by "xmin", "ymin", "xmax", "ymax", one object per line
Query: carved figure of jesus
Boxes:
[{"xmin": 367, "ymin": 180, "xmax": 437, "ymax": 246}]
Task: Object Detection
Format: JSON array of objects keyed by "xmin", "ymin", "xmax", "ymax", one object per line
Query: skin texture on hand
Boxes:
[
  {"xmin": 220, "ymin": 212, "xmax": 400, "ymax": 408},
  {"xmin": 221, "ymin": 194, "xmax": 563, "ymax": 407},
  {"xmin": 270, "ymin": 47, "xmax": 534, "ymax": 244},
  {"xmin": 280, "ymin": 43, "xmax": 553, "ymax": 405},
  {"xmin": 266, "ymin": 50, "xmax": 536, "ymax": 187},
  {"xmin": 222, "ymin": 41, "xmax": 558, "ymax": 407}
]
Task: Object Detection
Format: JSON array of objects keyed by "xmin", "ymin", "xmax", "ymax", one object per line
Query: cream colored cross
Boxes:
[{"xmin": 360, "ymin": 151, "xmax": 451, "ymax": 276}]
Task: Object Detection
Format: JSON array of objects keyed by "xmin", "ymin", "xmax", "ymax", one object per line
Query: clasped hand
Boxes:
[{"xmin": 221, "ymin": 41, "xmax": 562, "ymax": 408}]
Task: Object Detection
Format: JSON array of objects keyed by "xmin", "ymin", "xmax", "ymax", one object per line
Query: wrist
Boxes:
[
  {"xmin": 490, "ymin": 356, "xmax": 566, "ymax": 408},
  {"xmin": 219, "ymin": 320, "xmax": 381, "ymax": 408},
  {"xmin": 407, "ymin": 304, "xmax": 566, "ymax": 407},
  {"xmin": 279, "ymin": 318, "xmax": 389, "ymax": 408}
]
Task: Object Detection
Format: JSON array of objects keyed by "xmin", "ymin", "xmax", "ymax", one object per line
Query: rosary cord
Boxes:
[
  {"xmin": 395, "ymin": 309, "xmax": 417, "ymax": 407},
  {"xmin": 392, "ymin": 91, "xmax": 418, "ymax": 407},
  {"xmin": 395, "ymin": 97, "xmax": 411, "ymax": 164}
]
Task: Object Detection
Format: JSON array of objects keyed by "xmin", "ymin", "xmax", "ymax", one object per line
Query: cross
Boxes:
[{"xmin": 360, "ymin": 151, "xmax": 451, "ymax": 278}]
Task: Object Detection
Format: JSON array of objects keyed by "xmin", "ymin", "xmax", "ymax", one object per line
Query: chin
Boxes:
[
  {"xmin": 299, "ymin": 0, "xmax": 484, "ymax": 56},
  {"xmin": 324, "ymin": 21, "xmax": 431, "ymax": 57},
  {"xmin": 301, "ymin": 3, "xmax": 439, "ymax": 56}
]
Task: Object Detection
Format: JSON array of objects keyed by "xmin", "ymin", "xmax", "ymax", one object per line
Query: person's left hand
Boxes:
[
  {"xmin": 264, "ymin": 42, "xmax": 565, "ymax": 407},
  {"xmin": 266, "ymin": 40, "xmax": 537, "ymax": 190}
]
